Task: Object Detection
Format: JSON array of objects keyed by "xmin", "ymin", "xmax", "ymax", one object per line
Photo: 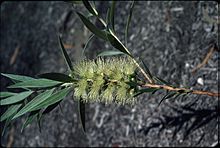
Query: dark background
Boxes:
[{"xmin": 0, "ymin": 1, "xmax": 218, "ymax": 147}]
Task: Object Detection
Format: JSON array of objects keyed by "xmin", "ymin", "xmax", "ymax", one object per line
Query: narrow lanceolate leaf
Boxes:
[
  {"xmin": 106, "ymin": 1, "xmax": 116, "ymax": 31},
  {"xmin": 7, "ymin": 78, "xmax": 62, "ymax": 89},
  {"xmin": 106, "ymin": 30, "xmax": 132, "ymax": 57},
  {"xmin": 133, "ymin": 88, "xmax": 158, "ymax": 97},
  {"xmin": 1, "ymin": 104, "xmax": 22, "ymax": 122},
  {"xmin": 21, "ymin": 112, "xmax": 38, "ymax": 133},
  {"xmin": 106, "ymin": 8, "xmax": 111, "ymax": 29},
  {"xmin": 82, "ymin": 34, "xmax": 95, "ymax": 58},
  {"xmin": 0, "ymin": 91, "xmax": 33, "ymax": 105},
  {"xmin": 2, "ymin": 114, "xmax": 14, "ymax": 136},
  {"xmin": 110, "ymin": 1, "xmax": 116, "ymax": 32},
  {"xmin": 31, "ymin": 87, "xmax": 71, "ymax": 111},
  {"xmin": 125, "ymin": 1, "xmax": 135, "ymax": 46},
  {"xmin": 59, "ymin": 36, "xmax": 73, "ymax": 71},
  {"xmin": 158, "ymin": 92, "xmax": 176, "ymax": 106},
  {"xmin": 152, "ymin": 88, "xmax": 160, "ymax": 94},
  {"xmin": 1, "ymin": 73, "xmax": 35, "ymax": 82},
  {"xmin": 37, "ymin": 112, "xmax": 43, "ymax": 133},
  {"xmin": 13, "ymin": 89, "xmax": 55, "ymax": 119},
  {"xmin": 42, "ymin": 100, "xmax": 62, "ymax": 115},
  {"xmin": 82, "ymin": 0, "xmax": 98, "ymax": 16},
  {"xmin": 77, "ymin": 12, "xmax": 108, "ymax": 41},
  {"xmin": 173, "ymin": 93, "xmax": 182, "ymax": 99},
  {"xmin": 0, "ymin": 92, "xmax": 17, "ymax": 98},
  {"xmin": 140, "ymin": 58, "xmax": 153, "ymax": 81},
  {"xmin": 78, "ymin": 98, "xmax": 86, "ymax": 133},
  {"xmin": 1, "ymin": 106, "xmax": 20, "ymax": 135},
  {"xmin": 154, "ymin": 76, "xmax": 171, "ymax": 86},
  {"xmin": 97, "ymin": 50, "xmax": 125, "ymax": 57},
  {"xmin": 126, "ymin": 81, "xmax": 139, "ymax": 88},
  {"xmin": 37, "ymin": 73, "xmax": 73, "ymax": 83}
]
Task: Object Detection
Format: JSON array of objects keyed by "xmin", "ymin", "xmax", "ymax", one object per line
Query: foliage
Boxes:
[{"xmin": 0, "ymin": 0, "xmax": 217, "ymax": 135}]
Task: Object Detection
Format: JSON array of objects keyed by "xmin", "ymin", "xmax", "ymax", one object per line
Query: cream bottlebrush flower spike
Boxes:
[{"xmin": 71, "ymin": 57, "xmax": 138, "ymax": 105}]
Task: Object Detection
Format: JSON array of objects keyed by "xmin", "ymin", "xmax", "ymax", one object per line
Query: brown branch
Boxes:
[
  {"xmin": 63, "ymin": 43, "xmax": 75, "ymax": 49},
  {"xmin": 6, "ymin": 127, "xmax": 14, "ymax": 148},
  {"xmin": 142, "ymin": 83, "xmax": 219, "ymax": 97},
  {"xmin": 191, "ymin": 45, "xmax": 215, "ymax": 74},
  {"xmin": 10, "ymin": 46, "xmax": 20, "ymax": 65}
]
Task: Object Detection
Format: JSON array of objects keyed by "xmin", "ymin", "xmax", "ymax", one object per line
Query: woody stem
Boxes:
[{"xmin": 142, "ymin": 83, "xmax": 219, "ymax": 97}]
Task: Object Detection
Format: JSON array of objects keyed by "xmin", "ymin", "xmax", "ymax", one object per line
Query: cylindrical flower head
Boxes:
[{"xmin": 72, "ymin": 57, "xmax": 138, "ymax": 105}]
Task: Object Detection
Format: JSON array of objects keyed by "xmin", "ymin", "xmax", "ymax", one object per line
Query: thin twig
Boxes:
[
  {"xmin": 10, "ymin": 46, "xmax": 20, "ymax": 65},
  {"xmin": 6, "ymin": 127, "xmax": 14, "ymax": 148},
  {"xmin": 132, "ymin": 59, "xmax": 153, "ymax": 84},
  {"xmin": 191, "ymin": 45, "xmax": 215, "ymax": 74},
  {"xmin": 142, "ymin": 83, "xmax": 219, "ymax": 97}
]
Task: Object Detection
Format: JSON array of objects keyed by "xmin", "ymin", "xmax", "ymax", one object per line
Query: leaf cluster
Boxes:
[{"xmin": 1, "ymin": 73, "xmax": 72, "ymax": 134}]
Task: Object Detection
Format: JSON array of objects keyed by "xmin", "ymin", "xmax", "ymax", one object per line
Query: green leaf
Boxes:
[
  {"xmin": 59, "ymin": 36, "xmax": 73, "ymax": 71},
  {"xmin": 42, "ymin": 100, "xmax": 62, "ymax": 115},
  {"xmin": 0, "ymin": 91, "xmax": 33, "ymax": 105},
  {"xmin": 76, "ymin": 12, "xmax": 108, "ymax": 41},
  {"xmin": 158, "ymin": 92, "xmax": 176, "ymax": 106},
  {"xmin": 181, "ymin": 93, "xmax": 190, "ymax": 99},
  {"xmin": 177, "ymin": 89, "xmax": 193, "ymax": 94},
  {"xmin": 78, "ymin": 98, "xmax": 86, "ymax": 134},
  {"xmin": 152, "ymin": 88, "xmax": 160, "ymax": 94},
  {"xmin": 97, "ymin": 50, "xmax": 125, "ymax": 57},
  {"xmin": 1, "ymin": 73, "xmax": 35, "ymax": 82},
  {"xmin": 82, "ymin": 34, "xmax": 95, "ymax": 58},
  {"xmin": 139, "ymin": 88, "xmax": 157, "ymax": 93},
  {"xmin": 106, "ymin": 30, "xmax": 132, "ymax": 57},
  {"xmin": 31, "ymin": 87, "xmax": 71, "ymax": 111},
  {"xmin": 154, "ymin": 76, "xmax": 171, "ymax": 86},
  {"xmin": 125, "ymin": 1, "xmax": 135, "ymax": 46},
  {"xmin": 140, "ymin": 58, "xmax": 153, "ymax": 81},
  {"xmin": 133, "ymin": 88, "xmax": 158, "ymax": 97},
  {"xmin": 0, "ymin": 92, "xmax": 17, "ymax": 98},
  {"xmin": 110, "ymin": 1, "xmax": 116, "ymax": 32},
  {"xmin": 106, "ymin": 1, "xmax": 116, "ymax": 31},
  {"xmin": 1, "ymin": 107, "xmax": 19, "ymax": 136},
  {"xmin": 21, "ymin": 111, "xmax": 38, "ymax": 133},
  {"xmin": 177, "ymin": 89, "xmax": 185, "ymax": 94},
  {"xmin": 173, "ymin": 93, "xmax": 182, "ymax": 99},
  {"xmin": 0, "ymin": 104, "xmax": 22, "ymax": 122},
  {"xmin": 82, "ymin": 0, "xmax": 98, "ymax": 16},
  {"xmin": 126, "ymin": 81, "xmax": 139, "ymax": 88},
  {"xmin": 2, "ymin": 114, "xmax": 13, "ymax": 136},
  {"xmin": 13, "ymin": 89, "xmax": 55, "ymax": 119},
  {"xmin": 37, "ymin": 112, "xmax": 43, "ymax": 133},
  {"xmin": 37, "ymin": 73, "xmax": 73, "ymax": 83},
  {"xmin": 7, "ymin": 78, "xmax": 62, "ymax": 89},
  {"xmin": 106, "ymin": 8, "xmax": 111, "ymax": 29}
]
